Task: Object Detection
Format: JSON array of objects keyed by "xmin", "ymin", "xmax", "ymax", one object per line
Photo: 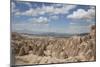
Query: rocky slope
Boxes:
[{"xmin": 11, "ymin": 25, "xmax": 96, "ymax": 65}]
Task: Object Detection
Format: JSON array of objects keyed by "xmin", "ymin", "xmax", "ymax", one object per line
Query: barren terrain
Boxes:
[{"xmin": 11, "ymin": 25, "xmax": 96, "ymax": 65}]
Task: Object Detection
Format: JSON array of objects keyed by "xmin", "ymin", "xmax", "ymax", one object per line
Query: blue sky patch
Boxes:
[{"xmin": 11, "ymin": 1, "xmax": 96, "ymax": 34}]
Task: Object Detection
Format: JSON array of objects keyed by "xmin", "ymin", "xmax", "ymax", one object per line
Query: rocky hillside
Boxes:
[{"xmin": 11, "ymin": 25, "xmax": 96, "ymax": 65}]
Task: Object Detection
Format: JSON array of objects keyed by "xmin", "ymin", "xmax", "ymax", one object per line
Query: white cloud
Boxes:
[
  {"xmin": 42, "ymin": 4, "xmax": 76, "ymax": 15},
  {"xmin": 11, "ymin": 2, "xmax": 16, "ymax": 12},
  {"xmin": 67, "ymin": 7, "xmax": 95, "ymax": 19},
  {"xmin": 12, "ymin": 16, "xmax": 49, "ymax": 33},
  {"xmin": 15, "ymin": 8, "xmax": 36, "ymax": 16},
  {"xmin": 28, "ymin": 17, "xmax": 49, "ymax": 24},
  {"xmin": 66, "ymin": 25, "xmax": 90, "ymax": 34},
  {"xmin": 53, "ymin": 3, "xmax": 63, "ymax": 7},
  {"xmin": 14, "ymin": 4, "xmax": 76, "ymax": 16},
  {"xmin": 24, "ymin": 2, "xmax": 32, "ymax": 8},
  {"xmin": 50, "ymin": 15, "xmax": 59, "ymax": 20},
  {"xmin": 12, "ymin": 22, "xmax": 49, "ymax": 33},
  {"xmin": 11, "ymin": 2, "xmax": 15, "ymax": 9},
  {"xmin": 11, "ymin": 2, "xmax": 19, "ymax": 13},
  {"xmin": 70, "ymin": 22, "xmax": 76, "ymax": 25}
]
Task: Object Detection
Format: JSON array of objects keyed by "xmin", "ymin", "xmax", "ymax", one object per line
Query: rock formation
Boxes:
[{"xmin": 11, "ymin": 25, "xmax": 96, "ymax": 65}]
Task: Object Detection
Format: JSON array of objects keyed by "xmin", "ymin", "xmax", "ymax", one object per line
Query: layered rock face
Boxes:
[{"xmin": 11, "ymin": 25, "xmax": 96, "ymax": 65}]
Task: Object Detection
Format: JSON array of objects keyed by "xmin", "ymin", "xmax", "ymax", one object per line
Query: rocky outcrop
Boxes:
[{"xmin": 11, "ymin": 25, "xmax": 96, "ymax": 65}]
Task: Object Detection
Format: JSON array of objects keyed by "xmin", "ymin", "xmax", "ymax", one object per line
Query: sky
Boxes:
[{"xmin": 11, "ymin": 1, "xmax": 96, "ymax": 34}]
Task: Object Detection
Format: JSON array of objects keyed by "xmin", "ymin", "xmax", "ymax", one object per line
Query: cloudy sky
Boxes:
[{"xmin": 11, "ymin": 1, "xmax": 96, "ymax": 34}]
